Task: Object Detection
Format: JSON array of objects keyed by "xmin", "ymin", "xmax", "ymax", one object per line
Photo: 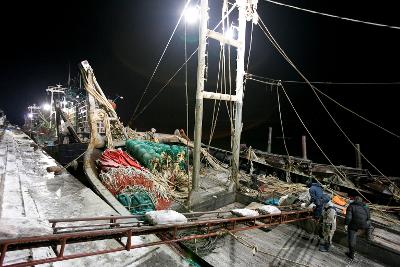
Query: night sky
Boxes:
[{"xmin": 1, "ymin": 1, "xmax": 399, "ymax": 176}]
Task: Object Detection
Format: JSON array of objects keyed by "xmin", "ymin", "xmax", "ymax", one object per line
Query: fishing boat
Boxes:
[{"xmin": 16, "ymin": 1, "xmax": 400, "ymax": 265}]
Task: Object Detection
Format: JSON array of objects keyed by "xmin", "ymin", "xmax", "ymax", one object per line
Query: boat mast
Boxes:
[
  {"xmin": 191, "ymin": 0, "xmax": 208, "ymax": 202},
  {"xmin": 232, "ymin": 0, "xmax": 248, "ymax": 190},
  {"xmin": 191, "ymin": 0, "xmax": 258, "ymax": 204}
]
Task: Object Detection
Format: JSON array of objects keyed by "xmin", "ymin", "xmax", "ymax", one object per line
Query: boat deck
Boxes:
[{"xmin": 202, "ymin": 203, "xmax": 387, "ymax": 267}]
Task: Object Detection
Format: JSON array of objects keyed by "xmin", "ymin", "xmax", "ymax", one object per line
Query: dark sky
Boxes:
[{"xmin": 1, "ymin": 0, "xmax": 399, "ymax": 175}]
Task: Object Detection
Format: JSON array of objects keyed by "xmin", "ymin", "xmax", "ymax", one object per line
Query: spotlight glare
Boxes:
[
  {"xmin": 184, "ymin": 6, "xmax": 199, "ymax": 24},
  {"xmin": 224, "ymin": 27, "xmax": 235, "ymax": 40}
]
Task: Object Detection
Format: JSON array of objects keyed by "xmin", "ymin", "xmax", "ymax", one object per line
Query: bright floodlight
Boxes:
[
  {"xmin": 184, "ymin": 6, "xmax": 199, "ymax": 24},
  {"xmin": 42, "ymin": 103, "xmax": 51, "ymax": 111},
  {"xmin": 28, "ymin": 113, "xmax": 33, "ymax": 119},
  {"xmin": 224, "ymin": 27, "xmax": 236, "ymax": 40}
]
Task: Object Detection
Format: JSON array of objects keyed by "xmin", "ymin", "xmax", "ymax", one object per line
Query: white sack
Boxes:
[
  {"xmin": 257, "ymin": 205, "xmax": 281, "ymax": 215},
  {"xmin": 231, "ymin": 208, "xmax": 259, "ymax": 217},
  {"xmin": 145, "ymin": 210, "xmax": 187, "ymax": 225}
]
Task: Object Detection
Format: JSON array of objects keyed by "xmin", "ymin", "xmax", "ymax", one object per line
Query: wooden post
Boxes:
[
  {"xmin": 231, "ymin": 0, "xmax": 247, "ymax": 190},
  {"xmin": 301, "ymin": 135, "xmax": 307, "ymax": 160},
  {"xmin": 191, "ymin": 0, "xmax": 208, "ymax": 194},
  {"xmin": 355, "ymin": 143, "xmax": 362, "ymax": 169},
  {"xmin": 267, "ymin": 127, "xmax": 272, "ymax": 153}
]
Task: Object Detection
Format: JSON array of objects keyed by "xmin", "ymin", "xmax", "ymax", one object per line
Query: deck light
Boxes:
[
  {"xmin": 28, "ymin": 113, "xmax": 33, "ymax": 119},
  {"xmin": 184, "ymin": 6, "xmax": 199, "ymax": 24}
]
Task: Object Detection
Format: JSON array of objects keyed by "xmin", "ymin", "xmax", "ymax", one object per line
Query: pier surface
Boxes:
[{"xmin": 0, "ymin": 126, "xmax": 188, "ymax": 266}]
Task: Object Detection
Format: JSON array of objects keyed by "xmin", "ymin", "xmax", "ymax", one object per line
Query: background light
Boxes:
[
  {"xmin": 28, "ymin": 113, "xmax": 33, "ymax": 119},
  {"xmin": 184, "ymin": 6, "xmax": 199, "ymax": 24},
  {"xmin": 42, "ymin": 103, "xmax": 51, "ymax": 111}
]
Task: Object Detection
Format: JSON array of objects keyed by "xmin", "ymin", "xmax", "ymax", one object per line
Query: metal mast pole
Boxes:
[
  {"xmin": 231, "ymin": 0, "xmax": 247, "ymax": 189},
  {"xmin": 191, "ymin": 0, "xmax": 208, "ymax": 195}
]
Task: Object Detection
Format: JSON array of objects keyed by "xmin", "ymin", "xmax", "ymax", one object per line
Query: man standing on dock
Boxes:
[
  {"xmin": 307, "ymin": 181, "xmax": 324, "ymax": 219},
  {"xmin": 344, "ymin": 196, "xmax": 372, "ymax": 259},
  {"xmin": 319, "ymin": 199, "xmax": 337, "ymax": 252}
]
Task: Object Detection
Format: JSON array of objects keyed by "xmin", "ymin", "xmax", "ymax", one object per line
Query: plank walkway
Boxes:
[{"xmin": 203, "ymin": 203, "xmax": 388, "ymax": 267}]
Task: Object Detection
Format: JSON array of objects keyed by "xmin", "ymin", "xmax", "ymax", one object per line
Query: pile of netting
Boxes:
[
  {"xmin": 126, "ymin": 139, "xmax": 187, "ymax": 171},
  {"xmin": 177, "ymin": 229, "xmax": 226, "ymax": 257},
  {"xmin": 98, "ymin": 149, "xmax": 173, "ymax": 214},
  {"xmin": 239, "ymin": 174, "xmax": 307, "ymax": 198}
]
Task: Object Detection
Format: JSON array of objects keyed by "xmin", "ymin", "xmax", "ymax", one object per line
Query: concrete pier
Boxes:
[{"xmin": 0, "ymin": 126, "xmax": 189, "ymax": 266}]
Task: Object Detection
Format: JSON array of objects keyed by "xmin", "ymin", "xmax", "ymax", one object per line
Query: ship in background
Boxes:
[{"xmin": 22, "ymin": 78, "xmax": 91, "ymax": 166}]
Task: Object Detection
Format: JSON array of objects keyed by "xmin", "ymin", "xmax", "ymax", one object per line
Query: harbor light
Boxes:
[
  {"xmin": 42, "ymin": 103, "xmax": 51, "ymax": 111},
  {"xmin": 184, "ymin": 6, "xmax": 199, "ymax": 24}
]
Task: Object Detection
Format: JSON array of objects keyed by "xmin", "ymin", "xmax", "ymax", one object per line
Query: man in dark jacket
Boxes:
[
  {"xmin": 344, "ymin": 196, "xmax": 372, "ymax": 259},
  {"xmin": 307, "ymin": 182, "xmax": 324, "ymax": 219}
]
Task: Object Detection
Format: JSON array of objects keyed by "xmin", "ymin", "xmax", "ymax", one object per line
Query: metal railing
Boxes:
[{"xmin": 0, "ymin": 209, "xmax": 312, "ymax": 267}]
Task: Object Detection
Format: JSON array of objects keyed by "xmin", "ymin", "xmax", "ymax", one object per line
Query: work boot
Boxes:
[
  {"xmin": 319, "ymin": 242, "xmax": 330, "ymax": 252},
  {"xmin": 367, "ymin": 226, "xmax": 374, "ymax": 241},
  {"xmin": 319, "ymin": 244, "xmax": 327, "ymax": 252},
  {"xmin": 345, "ymin": 251, "xmax": 354, "ymax": 259}
]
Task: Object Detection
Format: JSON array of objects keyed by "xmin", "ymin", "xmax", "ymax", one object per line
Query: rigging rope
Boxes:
[
  {"xmin": 132, "ymin": 3, "xmax": 238, "ymax": 123},
  {"xmin": 257, "ymin": 14, "xmax": 400, "ymax": 197},
  {"xmin": 246, "ymin": 23, "xmax": 254, "ymax": 74},
  {"xmin": 184, "ymin": 11, "xmax": 191, "ymax": 188},
  {"xmin": 130, "ymin": 49, "xmax": 198, "ymax": 122},
  {"xmin": 228, "ymin": 231, "xmax": 309, "ymax": 267},
  {"xmin": 246, "ymin": 74, "xmax": 400, "ymax": 139},
  {"xmin": 208, "ymin": 1, "xmax": 235, "ymax": 148},
  {"xmin": 279, "ymin": 82, "xmax": 371, "ymax": 203},
  {"xmin": 129, "ymin": 0, "xmax": 192, "ymax": 126},
  {"xmin": 208, "ymin": 48, "xmax": 224, "ymax": 148},
  {"xmin": 262, "ymin": 0, "xmax": 400, "ymax": 30},
  {"xmin": 276, "ymin": 84, "xmax": 291, "ymax": 182},
  {"xmin": 282, "ymin": 80, "xmax": 400, "ymax": 85}
]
